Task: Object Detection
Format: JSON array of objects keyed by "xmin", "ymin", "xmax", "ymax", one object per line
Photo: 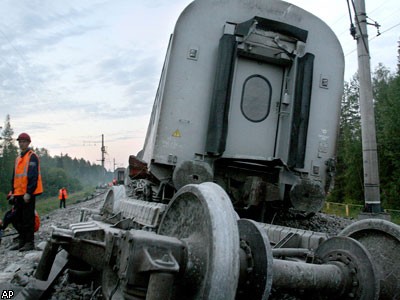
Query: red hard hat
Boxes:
[{"xmin": 17, "ymin": 132, "xmax": 31, "ymax": 142}]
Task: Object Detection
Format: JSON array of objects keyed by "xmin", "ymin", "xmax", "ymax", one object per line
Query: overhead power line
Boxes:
[{"xmin": 345, "ymin": 21, "xmax": 400, "ymax": 57}]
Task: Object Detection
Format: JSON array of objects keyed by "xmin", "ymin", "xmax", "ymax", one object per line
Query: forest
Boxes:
[{"xmin": 328, "ymin": 63, "xmax": 400, "ymax": 209}]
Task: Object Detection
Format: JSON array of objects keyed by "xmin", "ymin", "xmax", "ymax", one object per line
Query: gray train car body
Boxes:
[{"xmin": 138, "ymin": 0, "xmax": 344, "ymax": 218}]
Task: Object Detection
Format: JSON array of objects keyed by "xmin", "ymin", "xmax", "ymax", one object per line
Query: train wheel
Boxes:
[
  {"xmin": 314, "ymin": 236, "xmax": 380, "ymax": 300},
  {"xmin": 236, "ymin": 219, "xmax": 273, "ymax": 300},
  {"xmin": 158, "ymin": 182, "xmax": 240, "ymax": 300},
  {"xmin": 338, "ymin": 219, "xmax": 400, "ymax": 300}
]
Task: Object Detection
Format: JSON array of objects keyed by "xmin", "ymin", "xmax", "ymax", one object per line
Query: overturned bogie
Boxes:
[{"xmin": 29, "ymin": 183, "xmax": 400, "ymax": 300}]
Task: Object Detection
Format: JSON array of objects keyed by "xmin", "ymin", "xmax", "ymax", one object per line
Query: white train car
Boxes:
[{"xmin": 136, "ymin": 0, "xmax": 344, "ymax": 219}]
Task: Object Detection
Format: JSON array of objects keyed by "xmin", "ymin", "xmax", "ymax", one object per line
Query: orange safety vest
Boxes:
[
  {"xmin": 13, "ymin": 150, "xmax": 43, "ymax": 196},
  {"xmin": 58, "ymin": 189, "xmax": 68, "ymax": 200}
]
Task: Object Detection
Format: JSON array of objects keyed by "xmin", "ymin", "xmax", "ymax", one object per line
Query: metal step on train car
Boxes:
[{"xmin": 17, "ymin": 0, "xmax": 400, "ymax": 299}]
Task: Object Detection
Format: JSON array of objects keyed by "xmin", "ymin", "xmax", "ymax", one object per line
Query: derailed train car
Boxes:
[
  {"xmin": 131, "ymin": 0, "xmax": 344, "ymax": 218},
  {"xmin": 27, "ymin": 1, "xmax": 400, "ymax": 300}
]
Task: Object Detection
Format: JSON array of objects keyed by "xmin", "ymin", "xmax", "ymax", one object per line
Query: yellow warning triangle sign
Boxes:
[{"xmin": 172, "ymin": 129, "xmax": 181, "ymax": 137}]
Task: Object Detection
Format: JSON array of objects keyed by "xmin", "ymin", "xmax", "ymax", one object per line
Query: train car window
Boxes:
[{"xmin": 241, "ymin": 75, "xmax": 271, "ymax": 122}]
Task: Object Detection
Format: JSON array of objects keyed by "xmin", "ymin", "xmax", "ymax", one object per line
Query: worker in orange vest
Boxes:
[
  {"xmin": 9, "ymin": 132, "xmax": 43, "ymax": 252},
  {"xmin": 58, "ymin": 187, "xmax": 68, "ymax": 208}
]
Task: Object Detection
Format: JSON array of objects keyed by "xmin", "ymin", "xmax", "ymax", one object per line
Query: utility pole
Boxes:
[
  {"xmin": 83, "ymin": 134, "xmax": 107, "ymax": 169},
  {"xmin": 100, "ymin": 134, "xmax": 106, "ymax": 169},
  {"xmin": 354, "ymin": 0, "xmax": 382, "ymax": 214}
]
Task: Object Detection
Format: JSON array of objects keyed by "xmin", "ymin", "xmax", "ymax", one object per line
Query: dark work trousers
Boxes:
[
  {"xmin": 60, "ymin": 198, "xmax": 66, "ymax": 208},
  {"xmin": 14, "ymin": 196, "xmax": 36, "ymax": 244}
]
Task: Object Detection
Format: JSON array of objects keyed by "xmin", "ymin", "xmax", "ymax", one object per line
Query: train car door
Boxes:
[{"xmin": 224, "ymin": 57, "xmax": 283, "ymax": 159}]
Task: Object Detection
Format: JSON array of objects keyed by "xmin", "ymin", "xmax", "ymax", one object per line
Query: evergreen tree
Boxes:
[
  {"xmin": 0, "ymin": 115, "xmax": 18, "ymax": 192},
  {"xmin": 374, "ymin": 65, "xmax": 400, "ymax": 208},
  {"xmin": 0, "ymin": 115, "xmax": 18, "ymax": 210},
  {"xmin": 329, "ymin": 75, "xmax": 364, "ymax": 203}
]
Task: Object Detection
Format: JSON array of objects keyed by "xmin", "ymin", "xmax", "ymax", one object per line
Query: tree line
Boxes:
[
  {"xmin": 0, "ymin": 115, "xmax": 113, "ymax": 213},
  {"xmin": 329, "ymin": 63, "xmax": 400, "ymax": 209}
]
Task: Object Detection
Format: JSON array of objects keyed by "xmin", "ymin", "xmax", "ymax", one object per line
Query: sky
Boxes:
[{"xmin": 0, "ymin": 0, "xmax": 398, "ymax": 171}]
